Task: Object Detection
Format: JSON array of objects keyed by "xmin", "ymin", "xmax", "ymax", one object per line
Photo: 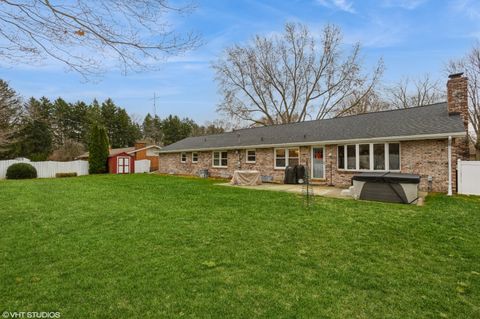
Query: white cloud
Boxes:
[
  {"xmin": 382, "ymin": 0, "xmax": 427, "ymax": 10},
  {"xmin": 341, "ymin": 16, "xmax": 410, "ymax": 48},
  {"xmin": 316, "ymin": 0, "xmax": 356, "ymax": 13},
  {"xmin": 450, "ymin": 0, "xmax": 480, "ymax": 19}
]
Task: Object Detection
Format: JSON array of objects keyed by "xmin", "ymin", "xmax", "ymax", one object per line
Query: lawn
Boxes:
[{"xmin": 0, "ymin": 174, "xmax": 479, "ymax": 318}]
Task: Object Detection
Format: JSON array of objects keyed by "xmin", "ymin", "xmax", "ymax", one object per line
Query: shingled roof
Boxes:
[{"xmin": 160, "ymin": 102, "xmax": 466, "ymax": 153}]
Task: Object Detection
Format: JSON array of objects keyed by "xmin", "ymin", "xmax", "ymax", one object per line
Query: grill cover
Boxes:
[{"xmin": 284, "ymin": 166, "xmax": 297, "ymax": 184}]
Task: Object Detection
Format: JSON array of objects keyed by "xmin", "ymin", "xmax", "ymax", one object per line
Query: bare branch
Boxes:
[
  {"xmin": 213, "ymin": 23, "xmax": 383, "ymax": 125},
  {"xmin": 0, "ymin": 0, "xmax": 201, "ymax": 79}
]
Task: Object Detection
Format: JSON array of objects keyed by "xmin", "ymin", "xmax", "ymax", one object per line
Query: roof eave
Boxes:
[
  {"xmin": 126, "ymin": 145, "xmax": 162, "ymax": 154},
  {"xmin": 159, "ymin": 131, "xmax": 466, "ymax": 153}
]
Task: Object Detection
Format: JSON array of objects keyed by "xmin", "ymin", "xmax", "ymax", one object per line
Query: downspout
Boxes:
[{"xmin": 448, "ymin": 136, "xmax": 452, "ymax": 196}]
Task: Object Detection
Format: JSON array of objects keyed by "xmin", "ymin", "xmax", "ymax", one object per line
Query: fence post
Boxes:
[{"xmin": 457, "ymin": 159, "xmax": 462, "ymax": 194}]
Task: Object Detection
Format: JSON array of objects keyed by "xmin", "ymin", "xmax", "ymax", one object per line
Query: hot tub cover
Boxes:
[{"xmin": 352, "ymin": 172, "xmax": 420, "ymax": 184}]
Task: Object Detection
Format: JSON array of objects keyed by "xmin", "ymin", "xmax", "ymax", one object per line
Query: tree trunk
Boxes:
[{"xmin": 476, "ymin": 137, "xmax": 480, "ymax": 160}]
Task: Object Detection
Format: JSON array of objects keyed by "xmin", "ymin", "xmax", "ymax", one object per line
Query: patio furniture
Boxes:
[{"xmin": 230, "ymin": 170, "xmax": 262, "ymax": 186}]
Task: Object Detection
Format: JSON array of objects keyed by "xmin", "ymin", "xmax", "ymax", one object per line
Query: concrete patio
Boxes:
[
  {"xmin": 217, "ymin": 182, "xmax": 427, "ymax": 205},
  {"xmin": 217, "ymin": 182, "xmax": 351, "ymax": 199}
]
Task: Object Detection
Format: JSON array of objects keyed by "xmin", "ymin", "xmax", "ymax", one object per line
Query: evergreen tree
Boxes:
[
  {"xmin": 52, "ymin": 97, "xmax": 71, "ymax": 147},
  {"xmin": 142, "ymin": 113, "xmax": 163, "ymax": 144},
  {"xmin": 70, "ymin": 101, "xmax": 89, "ymax": 144},
  {"xmin": 25, "ymin": 96, "xmax": 53, "ymax": 123},
  {"xmin": 100, "ymin": 98, "xmax": 118, "ymax": 146},
  {"xmin": 88, "ymin": 124, "xmax": 109, "ymax": 174},
  {"xmin": 19, "ymin": 119, "xmax": 52, "ymax": 160},
  {"xmin": 0, "ymin": 79, "xmax": 23, "ymax": 158},
  {"xmin": 162, "ymin": 115, "xmax": 192, "ymax": 145}
]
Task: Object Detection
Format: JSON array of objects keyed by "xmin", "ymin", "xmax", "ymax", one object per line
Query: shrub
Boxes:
[
  {"xmin": 6, "ymin": 163, "xmax": 37, "ymax": 179},
  {"xmin": 55, "ymin": 172, "xmax": 77, "ymax": 178}
]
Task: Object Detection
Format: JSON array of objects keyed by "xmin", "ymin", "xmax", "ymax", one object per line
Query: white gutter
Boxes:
[
  {"xmin": 448, "ymin": 135, "xmax": 452, "ymax": 196},
  {"xmin": 159, "ymin": 131, "xmax": 466, "ymax": 154}
]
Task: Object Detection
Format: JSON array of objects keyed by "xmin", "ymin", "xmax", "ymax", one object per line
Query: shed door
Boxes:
[{"xmin": 118, "ymin": 157, "xmax": 130, "ymax": 174}]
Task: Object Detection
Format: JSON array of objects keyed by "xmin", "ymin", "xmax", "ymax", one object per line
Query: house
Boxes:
[
  {"xmin": 77, "ymin": 141, "xmax": 161, "ymax": 172},
  {"xmin": 158, "ymin": 74, "xmax": 470, "ymax": 193}
]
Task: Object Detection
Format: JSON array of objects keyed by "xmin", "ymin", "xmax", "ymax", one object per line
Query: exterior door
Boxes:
[
  {"xmin": 311, "ymin": 147, "xmax": 325, "ymax": 179},
  {"xmin": 118, "ymin": 157, "xmax": 130, "ymax": 174}
]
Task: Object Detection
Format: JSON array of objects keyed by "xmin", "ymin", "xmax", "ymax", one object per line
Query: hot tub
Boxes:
[{"xmin": 351, "ymin": 172, "xmax": 421, "ymax": 204}]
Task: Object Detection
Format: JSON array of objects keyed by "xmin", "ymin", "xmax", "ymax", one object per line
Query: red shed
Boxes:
[{"xmin": 108, "ymin": 152, "xmax": 135, "ymax": 174}]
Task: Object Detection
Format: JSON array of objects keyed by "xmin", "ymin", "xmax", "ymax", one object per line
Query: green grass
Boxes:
[{"xmin": 1, "ymin": 174, "xmax": 479, "ymax": 318}]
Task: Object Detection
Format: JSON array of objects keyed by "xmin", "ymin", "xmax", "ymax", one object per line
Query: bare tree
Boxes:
[
  {"xmin": 49, "ymin": 139, "xmax": 85, "ymax": 161},
  {"xmin": 335, "ymin": 87, "xmax": 389, "ymax": 116},
  {"xmin": 213, "ymin": 23, "xmax": 383, "ymax": 126},
  {"xmin": 447, "ymin": 44, "xmax": 480, "ymax": 159},
  {"xmin": 0, "ymin": 79, "xmax": 22, "ymax": 151},
  {"xmin": 0, "ymin": 0, "xmax": 200, "ymax": 78},
  {"xmin": 384, "ymin": 74, "xmax": 444, "ymax": 109}
]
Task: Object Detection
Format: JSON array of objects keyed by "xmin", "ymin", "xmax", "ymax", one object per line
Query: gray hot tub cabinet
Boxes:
[{"xmin": 351, "ymin": 172, "xmax": 421, "ymax": 204}]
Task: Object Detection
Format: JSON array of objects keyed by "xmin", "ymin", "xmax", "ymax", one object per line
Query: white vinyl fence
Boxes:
[
  {"xmin": 0, "ymin": 159, "xmax": 89, "ymax": 179},
  {"xmin": 134, "ymin": 159, "xmax": 151, "ymax": 173},
  {"xmin": 457, "ymin": 160, "xmax": 480, "ymax": 195}
]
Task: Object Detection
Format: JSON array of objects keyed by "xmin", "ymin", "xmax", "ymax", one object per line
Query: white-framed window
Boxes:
[
  {"xmin": 337, "ymin": 143, "xmax": 400, "ymax": 171},
  {"xmin": 274, "ymin": 147, "xmax": 300, "ymax": 169},
  {"xmin": 246, "ymin": 149, "xmax": 256, "ymax": 163},
  {"xmin": 192, "ymin": 152, "xmax": 198, "ymax": 163},
  {"xmin": 181, "ymin": 152, "xmax": 187, "ymax": 163},
  {"xmin": 212, "ymin": 151, "xmax": 228, "ymax": 168}
]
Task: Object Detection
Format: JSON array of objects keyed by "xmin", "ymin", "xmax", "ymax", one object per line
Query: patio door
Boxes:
[
  {"xmin": 118, "ymin": 157, "xmax": 130, "ymax": 174},
  {"xmin": 311, "ymin": 147, "xmax": 325, "ymax": 179}
]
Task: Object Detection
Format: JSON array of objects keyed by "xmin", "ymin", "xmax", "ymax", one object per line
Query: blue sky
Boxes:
[{"xmin": 2, "ymin": 0, "xmax": 480, "ymax": 123}]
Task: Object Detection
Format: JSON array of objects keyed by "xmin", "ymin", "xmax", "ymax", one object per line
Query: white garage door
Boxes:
[{"xmin": 458, "ymin": 160, "xmax": 480, "ymax": 195}]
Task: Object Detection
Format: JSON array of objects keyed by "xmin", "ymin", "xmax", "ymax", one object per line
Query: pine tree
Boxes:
[
  {"xmin": 88, "ymin": 124, "xmax": 109, "ymax": 174},
  {"xmin": 19, "ymin": 119, "xmax": 53, "ymax": 160},
  {"xmin": 162, "ymin": 115, "xmax": 192, "ymax": 145},
  {"xmin": 0, "ymin": 79, "xmax": 23, "ymax": 158}
]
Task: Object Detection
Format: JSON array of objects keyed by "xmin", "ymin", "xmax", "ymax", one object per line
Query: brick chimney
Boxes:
[
  {"xmin": 134, "ymin": 140, "xmax": 147, "ymax": 150},
  {"xmin": 447, "ymin": 72, "xmax": 468, "ymax": 131}
]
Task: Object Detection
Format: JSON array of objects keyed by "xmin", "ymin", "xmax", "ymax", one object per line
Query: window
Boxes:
[
  {"xmin": 359, "ymin": 144, "xmax": 370, "ymax": 170},
  {"xmin": 347, "ymin": 145, "xmax": 356, "ymax": 170},
  {"xmin": 275, "ymin": 149, "xmax": 286, "ymax": 168},
  {"xmin": 181, "ymin": 152, "xmax": 187, "ymax": 163},
  {"xmin": 288, "ymin": 148, "xmax": 299, "ymax": 166},
  {"xmin": 213, "ymin": 151, "xmax": 228, "ymax": 167},
  {"xmin": 389, "ymin": 143, "xmax": 400, "ymax": 170},
  {"xmin": 373, "ymin": 144, "xmax": 385, "ymax": 170},
  {"xmin": 246, "ymin": 149, "xmax": 256, "ymax": 163},
  {"xmin": 337, "ymin": 146, "xmax": 345, "ymax": 169},
  {"xmin": 274, "ymin": 148, "xmax": 300, "ymax": 169},
  {"xmin": 337, "ymin": 143, "xmax": 400, "ymax": 171},
  {"xmin": 192, "ymin": 152, "xmax": 198, "ymax": 163}
]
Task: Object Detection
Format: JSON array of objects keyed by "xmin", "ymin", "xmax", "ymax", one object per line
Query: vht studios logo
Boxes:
[{"xmin": 2, "ymin": 312, "xmax": 61, "ymax": 318}]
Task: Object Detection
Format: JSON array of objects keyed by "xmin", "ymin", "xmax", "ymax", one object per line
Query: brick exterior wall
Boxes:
[
  {"xmin": 159, "ymin": 147, "xmax": 311, "ymax": 182},
  {"xmin": 159, "ymin": 138, "xmax": 461, "ymax": 193},
  {"xmin": 447, "ymin": 74, "xmax": 470, "ymax": 160}
]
